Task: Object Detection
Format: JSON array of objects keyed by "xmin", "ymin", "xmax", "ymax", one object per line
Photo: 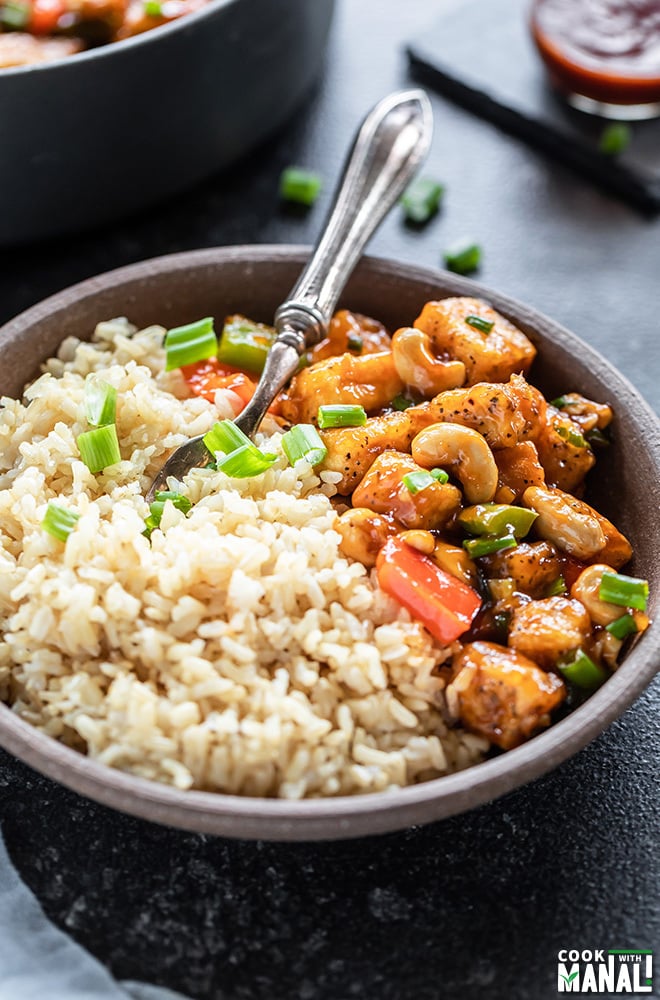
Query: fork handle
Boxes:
[
  {"xmin": 275, "ymin": 88, "xmax": 433, "ymax": 347},
  {"xmin": 235, "ymin": 89, "xmax": 433, "ymax": 439}
]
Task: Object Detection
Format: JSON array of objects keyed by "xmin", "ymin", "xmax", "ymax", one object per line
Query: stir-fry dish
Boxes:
[
  {"xmin": 0, "ymin": 300, "xmax": 650, "ymax": 797},
  {"xmin": 0, "ymin": 0, "xmax": 210, "ymax": 67}
]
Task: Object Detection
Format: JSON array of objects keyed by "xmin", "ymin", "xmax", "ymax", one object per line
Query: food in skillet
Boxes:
[
  {"xmin": 0, "ymin": 299, "xmax": 650, "ymax": 796},
  {"xmin": 0, "ymin": 0, "xmax": 210, "ymax": 67}
]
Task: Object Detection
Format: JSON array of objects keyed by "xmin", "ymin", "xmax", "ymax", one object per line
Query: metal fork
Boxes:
[{"xmin": 147, "ymin": 88, "xmax": 433, "ymax": 501}]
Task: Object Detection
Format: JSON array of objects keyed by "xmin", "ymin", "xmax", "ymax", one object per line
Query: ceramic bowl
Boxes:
[
  {"xmin": 0, "ymin": 245, "xmax": 658, "ymax": 839},
  {"xmin": 0, "ymin": 0, "xmax": 335, "ymax": 246}
]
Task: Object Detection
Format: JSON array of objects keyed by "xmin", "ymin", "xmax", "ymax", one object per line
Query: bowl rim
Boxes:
[
  {"xmin": 0, "ymin": 0, "xmax": 239, "ymax": 79},
  {"xmin": 0, "ymin": 244, "xmax": 658, "ymax": 841}
]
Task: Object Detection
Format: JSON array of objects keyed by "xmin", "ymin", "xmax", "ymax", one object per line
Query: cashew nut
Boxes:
[
  {"xmin": 411, "ymin": 422, "xmax": 498, "ymax": 503},
  {"xmin": 521, "ymin": 486, "xmax": 606, "ymax": 560},
  {"xmin": 570, "ymin": 563, "xmax": 623, "ymax": 626},
  {"xmin": 400, "ymin": 529, "xmax": 436, "ymax": 555},
  {"xmin": 391, "ymin": 327, "xmax": 466, "ymax": 396}
]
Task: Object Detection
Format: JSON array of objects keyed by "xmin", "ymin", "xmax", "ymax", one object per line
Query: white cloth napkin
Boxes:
[{"xmin": 0, "ymin": 833, "xmax": 190, "ymax": 1000}]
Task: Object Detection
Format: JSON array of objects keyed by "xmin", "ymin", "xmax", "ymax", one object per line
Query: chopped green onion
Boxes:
[
  {"xmin": 585, "ymin": 427, "xmax": 610, "ymax": 448},
  {"xmin": 599, "ymin": 123, "xmax": 631, "ymax": 156},
  {"xmin": 1, "ymin": 1, "xmax": 29, "ymax": 28},
  {"xmin": 164, "ymin": 317, "xmax": 217, "ymax": 372},
  {"xmin": 77, "ymin": 424, "xmax": 121, "ymax": 473},
  {"xmin": 279, "ymin": 167, "xmax": 322, "ymax": 206},
  {"xmin": 551, "ymin": 395, "xmax": 568, "ymax": 408},
  {"xmin": 84, "ymin": 376, "xmax": 117, "ymax": 427},
  {"xmin": 347, "ymin": 333, "xmax": 363, "ymax": 353},
  {"xmin": 216, "ymin": 444, "xmax": 276, "ymax": 478},
  {"xmin": 465, "ymin": 315, "xmax": 494, "ymax": 334},
  {"xmin": 556, "ymin": 425, "xmax": 588, "ymax": 449},
  {"xmin": 216, "ymin": 316, "xmax": 277, "ymax": 375},
  {"xmin": 558, "ymin": 649, "xmax": 607, "ymax": 690},
  {"xmin": 599, "ymin": 571, "xmax": 649, "ymax": 612},
  {"xmin": 463, "ymin": 534, "xmax": 517, "ymax": 558},
  {"xmin": 281, "ymin": 424, "xmax": 327, "ymax": 467},
  {"xmin": 606, "ymin": 613, "xmax": 639, "ymax": 640},
  {"xmin": 458, "ymin": 503, "xmax": 538, "ymax": 539},
  {"xmin": 203, "ymin": 419, "xmax": 252, "ymax": 457},
  {"xmin": 391, "ymin": 394, "xmax": 415, "ymax": 411},
  {"xmin": 402, "ymin": 470, "xmax": 436, "ymax": 495},
  {"xmin": 143, "ymin": 0, "xmax": 162, "ymax": 13},
  {"xmin": 430, "ymin": 468, "xmax": 449, "ymax": 484},
  {"xmin": 444, "ymin": 240, "xmax": 481, "ymax": 275},
  {"xmin": 42, "ymin": 502, "xmax": 80, "ymax": 543},
  {"xmin": 317, "ymin": 404, "xmax": 367, "ymax": 429},
  {"xmin": 144, "ymin": 491, "xmax": 192, "ymax": 536},
  {"xmin": 546, "ymin": 576, "xmax": 567, "ymax": 597},
  {"xmin": 401, "ymin": 178, "xmax": 444, "ymax": 224}
]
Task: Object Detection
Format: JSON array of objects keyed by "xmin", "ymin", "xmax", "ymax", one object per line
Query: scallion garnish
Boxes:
[
  {"xmin": 77, "ymin": 424, "xmax": 121, "ymax": 473},
  {"xmin": 605, "ymin": 613, "xmax": 639, "ymax": 640},
  {"xmin": 392, "ymin": 394, "xmax": 415, "ymax": 412},
  {"xmin": 216, "ymin": 444, "xmax": 277, "ymax": 478},
  {"xmin": 1, "ymin": 0, "xmax": 29, "ymax": 28},
  {"xmin": 556, "ymin": 425, "xmax": 588, "ymax": 449},
  {"xmin": 402, "ymin": 470, "xmax": 435, "ymax": 495},
  {"xmin": 401, "ymin": 178, "xmax": 444, "ymax": 224},
  {"xmin": 465, "ymin": 315, "xmax": 494, "ymax": 334},
  {"xmin": 463, "ymin": 534, "xmax": 517, "ymax": 558},
  {"xmin": 144, "ymin": 491, "xmax": 192, "ymax": 536},
  {"xmin": 42, "ymin": 502, "xmax": 80, "ymax": 543},
  {"xmin": 551, "ymin": 395, "xmax": 568, "ymax": 408},
  {"xmin": 164, "ymin": 317, "xmax": 217, "ymax": 372},
  {"xmin": 143, "ymin": 0, "xmax": 162, "ymax": 14},
  {"xmin": 558, "ymin": 649, "xmax": 607, "ymax": 690},
  {"xmin": 599, "ymin": 571, "xmax": 649, "ymax": 612},
  {"xmin": 430, "ymin": 468, "xmax": 449, "ymax": 484},
  {"xmin": 585, "ymin": 428, "xmax": 610, "ymax": 448},
  {"xmin": 599, "ymin": 123, "xmax": 631, "ymax": 156},
  {"xmin": 203, "ymin": 419, "xmax": 252, "ymax": 457},
  {"xmin": 281, "ymin": 424, "xmax": 327, "ymax": 467},
  {"xmin": 216, "ymin": 316, "xmax": 276, "ymax": 374},
  {"xmin": 347, "ymin": 333, "xmax": 363, "ymax": 353},
  {"xmin": 84, "ymin": 376, "xmax": 117, "ymax": 427},
  {"xmin": 317, "ymin": 404, "xmax": 367, "ymax": 429},
  {"xmin": 444, "ymin": 240, "xmax": 481, "ymax": 275},
  {"xmin": 546, "ymin": 576, "xmax": 567, "ymax": 597},
  {"xmin": 279, "ymin": 167, "xmax": 322, "ymax": 206}
]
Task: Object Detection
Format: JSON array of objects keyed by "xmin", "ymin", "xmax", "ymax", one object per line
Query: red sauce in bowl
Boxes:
[{"xmin": 531, "ymin": 0, "xmax": 660, "ymax": 111}]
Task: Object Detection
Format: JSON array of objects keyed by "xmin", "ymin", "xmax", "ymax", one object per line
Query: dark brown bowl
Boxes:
[{"xmin": 0, "ymin": 245, "xmax": 658, "ymax": 840}]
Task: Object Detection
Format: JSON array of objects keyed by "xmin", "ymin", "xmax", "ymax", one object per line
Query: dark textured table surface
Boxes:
[{"xmin": 0, "ymin": 2, "xmax": 658, "ymax": 998}]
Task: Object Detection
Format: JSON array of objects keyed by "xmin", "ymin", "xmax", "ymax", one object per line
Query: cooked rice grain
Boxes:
[{"xmin": 0, "ymin": 318, "xmax": 488, "ymax": 798}]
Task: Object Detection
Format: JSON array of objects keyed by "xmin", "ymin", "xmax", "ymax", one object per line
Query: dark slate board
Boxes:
[{"xmin": 407, "ymin": 0, "xmax": 660, "ymax": 213}]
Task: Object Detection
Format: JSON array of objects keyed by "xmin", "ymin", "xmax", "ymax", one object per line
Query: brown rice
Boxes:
[{"xmin": 0, "ymin": 318, "xmax": 488, "ymax": 798}]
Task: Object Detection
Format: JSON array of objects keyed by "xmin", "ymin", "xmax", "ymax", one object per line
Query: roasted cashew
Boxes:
[
  {"xmin": 411, "ymin": 422, "xmax": 498, "ymax": 503},
  {"xmin": 570, "ymin": 564, "xmax": 623, "ymax": 626},
  {"xmin": 521, "ymin": 486, "xmax": 606, "ymax": 560},
  {"xmin": 391, "ymin": 327, "xmax": 466, "ymax": 396}
]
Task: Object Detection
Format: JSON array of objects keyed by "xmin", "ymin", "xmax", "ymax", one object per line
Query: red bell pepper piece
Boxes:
[
  {"xmin": 376, "ymin": 536, "xmax": 482, "ymax": 645},
  {"xmin": 30, "ymin": 0, "xmax": 65, "ymax": 34},
  {"xmin": 181, "ymin": 358, "xmax": 255, "ymax": 411}
]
